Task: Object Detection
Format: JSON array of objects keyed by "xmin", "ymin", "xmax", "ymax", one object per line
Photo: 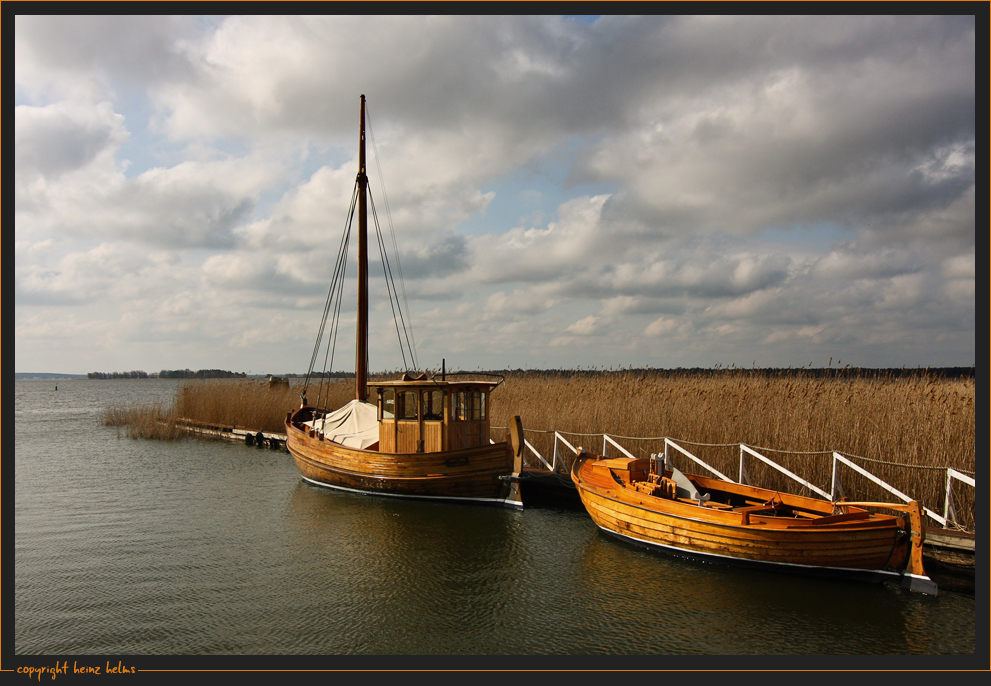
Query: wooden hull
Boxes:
[
  {"xmin": 287, "ymin": 407, "xmax": 521, "ymax": 507},
  {"xmin": 571, "ymin": 453, "xmax": 936, "ymax": 593}
]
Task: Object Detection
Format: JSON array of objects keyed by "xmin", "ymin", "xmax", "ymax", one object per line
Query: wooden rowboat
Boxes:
[
  {"xmin": 286, "ymin": 95, "xmax": 523, "ymax": 507},
  {"xmin": 571, "ymin": 450, "xmax": 937, "ymax": 594}
]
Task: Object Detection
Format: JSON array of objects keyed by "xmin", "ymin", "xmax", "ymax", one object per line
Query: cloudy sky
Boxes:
[{"xmin": 13, "ymin": 14, "xmax": 976, "ymax": 376}]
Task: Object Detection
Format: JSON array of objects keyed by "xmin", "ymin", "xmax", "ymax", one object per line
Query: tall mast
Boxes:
[{"xmin": 356, "ymin": 94, "xmax": 368, "ymax": 401}]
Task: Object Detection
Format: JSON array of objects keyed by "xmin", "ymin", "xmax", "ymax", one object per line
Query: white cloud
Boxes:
[
  {"xmin": 644, "ymin": 317, "xmax": 684, "ymax": 338},
  {"xmin": 13, "ymin": 15, "xmax": 976, "ymax": 373},
  {"xmin": 566, "ymin": 315, "xmax": 599, "ymax": 336}
]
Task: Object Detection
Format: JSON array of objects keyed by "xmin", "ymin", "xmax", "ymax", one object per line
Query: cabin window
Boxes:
[
  {"xmin": 452, "ymin": 389, "xmax": 486, "ymax": 421},
  {"xmin": 422, "ymin": 389, "xmax": 443, "ymax": 421},
  {"xmin": 397, "ymin": 390, "xmax": 419, "ymax": 421},
  {"xmin": 379, "ymin": 388, "xmax": 395, "ymax": 420},
  {"xmin": 469, "ymin": 391, "xmax": 486, "ymax": 421}
]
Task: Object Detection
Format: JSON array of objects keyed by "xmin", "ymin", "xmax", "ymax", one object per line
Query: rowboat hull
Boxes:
[
  {"xmin": 287, "ymin": 407, "xmax": 521, "ymax": 507},
  {"xmin": 571, "ymin": 452, "xmax": 937, "ymax": 593}
]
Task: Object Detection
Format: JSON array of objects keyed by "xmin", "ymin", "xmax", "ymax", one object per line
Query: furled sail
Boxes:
[{"xmin": 303, "ymin": 399, "xmax": 379, "ymax": 449}]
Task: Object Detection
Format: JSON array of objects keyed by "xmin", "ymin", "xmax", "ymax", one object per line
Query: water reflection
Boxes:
[
  {"xmin": 574, "ymin": 531, "xmax": 956, "ymax": 654},
  {"xmin": 283, "ymin": 484, "xmax": 533, "ymax": 653}
]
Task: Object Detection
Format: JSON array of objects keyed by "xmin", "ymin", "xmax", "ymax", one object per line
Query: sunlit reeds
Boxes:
[
  {"xmin": 102, "ymin": 377, "xmax": 356, "ymax": 435},
  {"xmin": 489, "ymin": 369, "xmax": 975, "ymax": 529},
  {"xmin": 104, "ymin": 368, "xmax": 975, "ymax": 529},
  {"xmin": 489, "ymin": 370, "xmax": 974, "ymax": 469},
  {"xmin": 102, "ymin": 402, "xmax": 184, "ymax": 439}
]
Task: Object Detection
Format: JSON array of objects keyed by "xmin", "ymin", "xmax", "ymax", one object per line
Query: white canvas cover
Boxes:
[{"xmin": 303, "ymin": 399, "xmax": 379, "ymax": 449}]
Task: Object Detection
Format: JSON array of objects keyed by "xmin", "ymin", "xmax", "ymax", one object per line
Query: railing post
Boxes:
[
  {"xmin": 551, "ymin": 432, "xmax": 580, "ymax": 473},
  {"xmin": 603, "ymin": 434, "xmax": 638, "ymax": 460},
  {"xmin": 944, "ymin": 468, "xmax": 954, "ymax": 525},
  {"xmin": 942, "ymin": 468, "xmax": 975, "ymax": 528},
  {"xmin": 526, "ymin": 436, "xmax": 553, "ymax": 472},
  {"xmin": 831, "ymin": 455, "xmax": 839, "ymax": 501}
]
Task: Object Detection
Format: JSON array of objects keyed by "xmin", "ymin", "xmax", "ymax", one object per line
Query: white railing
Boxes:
[
  {"xmin": 504, "ymin": 427, "xmax": 975, "ymax": 531},
  {"xmin": 666, "ymin": 438, "xmax": 732, "ymax": 482},
  {"xmin": 525, "ymin": 434, "xmax": 555, "ymax": 471},
  {"xmin": 831, "ymin": 452, "xmax": 947, "ymax": 526},
  {"xmin": 602, "ymin": 433, "xmax": 637, "ymax": 459},
  {"xmin": 552, "ymin": 432, "xmax": 580, "ymax": 471},
  {"xmin": 741, "ymin": 444, "xmax": 830, "ymax": 499},
  {"xmin": 944, "ymin": 468, "xmax": 976, "ymax": 528}
]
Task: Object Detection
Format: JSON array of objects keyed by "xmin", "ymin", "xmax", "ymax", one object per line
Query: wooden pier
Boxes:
[
  {"xmin": 921, "ymin": 527, "xmax": 976, "ymax": 593},
  {"xmin": 174, "ymin": 417, "xmax": 288, "ymax": 451}
]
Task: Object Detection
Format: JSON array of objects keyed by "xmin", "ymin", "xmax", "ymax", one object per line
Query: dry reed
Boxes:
[
  {"xmin": 489, "ymin": 369, "xmax": 975, "ymax": 529},
  {"xmin": 105, "ymin": 369, "xmax": 975, "ymax": 529},
  {"xmin": 102, "ymin": 402, "xmax": 185, "ymax": 439}
]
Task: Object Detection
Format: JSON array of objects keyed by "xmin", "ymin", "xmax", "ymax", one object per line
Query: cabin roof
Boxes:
[{"xmin": 368, "ymin": 379, "xmax": 500, "ymax": 391}]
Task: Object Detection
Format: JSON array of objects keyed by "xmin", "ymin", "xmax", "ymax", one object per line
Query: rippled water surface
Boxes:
[{"xmin": 13, "ymin": 380, "xmax": 977, "ymax": 662}]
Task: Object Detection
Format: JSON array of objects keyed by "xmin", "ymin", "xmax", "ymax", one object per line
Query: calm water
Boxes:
[{"xmin": 12, "ymin": 379, "xmax": 979, "ymax": 666}]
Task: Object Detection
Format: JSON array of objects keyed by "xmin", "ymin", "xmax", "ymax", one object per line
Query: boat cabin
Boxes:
[{"xmin": 372, "ymin": 377, "xmax": 499, "ymax": 453}]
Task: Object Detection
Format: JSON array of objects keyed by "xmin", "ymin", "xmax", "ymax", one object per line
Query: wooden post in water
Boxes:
[{"xmin": 507, "ymin": 415, "xmax": 525, "ymax": 504}]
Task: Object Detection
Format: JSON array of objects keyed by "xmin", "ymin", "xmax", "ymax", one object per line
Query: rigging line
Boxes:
[
  {"xmin": 305, "ymin": 218, "xmax": 346, "ymax": 390},
  {"xmin": 365, "ymin": 102, "xmax": 419, "ymax": 368},
  {"xmin": 369, "ymin": 189, "xmax": 415, "ymax": 372},
  {"xmin": 373, "ymin": 215, "xmax": 409, "ymax": 371},
  {"xmin": 305, "ymin": 263, "xmax": 335, "ymax": 388},
  {"xmin": 307, "ymin": 181, "xmax": 357, "ymax": 384},
  {"xmin": 368, "ymin": 190, "xmax": 409, "ymax": 370},
  {"xmin": 381, "ymin": 243, "xmax": 410, "ymax": 371},
  {"xmin": 375, "ymin": 195, "xmax": 417, "ymax": 371},
  {"xmin": 306, "ymin": 181, "xmax": 359, "ymax": 402},
  {"xmin": 318, "ymin": 225, "xmax": 351, "ymax": 423},
  {"xmin": 320, "ymin": 184, "xmax": 359, "ymax": 406},
  {"xmin": 321, "ymin": 220, "xmax": 351, "ymax": 407},
  {"xmin": 306, "ymin": 184, "xmax": 355, "ymax": 382}
]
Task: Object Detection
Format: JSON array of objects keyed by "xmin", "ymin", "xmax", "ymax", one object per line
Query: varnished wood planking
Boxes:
[
  {"xmin": 581, "ymin": 489, "xmax": 901, "ymax": 568},
  {"xmin": 286, "ymin": 411, "xmax": 514, "ymax": 501},
  {"xmin": 572, "ymin": 453, "xmax": 915, "ymax": 575}
]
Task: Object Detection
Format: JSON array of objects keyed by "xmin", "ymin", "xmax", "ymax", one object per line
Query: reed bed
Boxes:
[
  {"xmin": 102, "ymin": 377, "xmax": 356, "ymax": 436},
  {"xmin": 490, "ymin": 369, "xmax": 975, "ymax": 530},
  {"xmin": 105, "ymin": 369, "xmax": 975, "ymax": 530},
  {"xmin": 102, "ymin": 402, "xmax": 186, "ymax": 440}
]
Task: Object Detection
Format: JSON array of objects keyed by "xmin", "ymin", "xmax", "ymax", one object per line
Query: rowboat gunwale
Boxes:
[{"xmin": 570, "ymin": 451, "xmax": 937, "ymax": 593}]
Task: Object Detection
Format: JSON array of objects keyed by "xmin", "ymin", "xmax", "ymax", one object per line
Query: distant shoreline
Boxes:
[
  {"xmin": 14, "ymin": 367, "xmax": 976, "ymax": 381},
  {"xmin": 14, "ymin": 372, "xmax": 267, "ymax": 380},
  {"xmin": 14, "ymin": 373, "xmax": 89, "ymax": 380}
]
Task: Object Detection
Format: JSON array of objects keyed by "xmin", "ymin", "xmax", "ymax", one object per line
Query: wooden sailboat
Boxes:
[
  {"xmin": 286, "ymin": 95, "xmax": 523, "ymax": 507},
  {"xmin": 571, "ymin": 451, "xmax": 937, "ymax": 594}
]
